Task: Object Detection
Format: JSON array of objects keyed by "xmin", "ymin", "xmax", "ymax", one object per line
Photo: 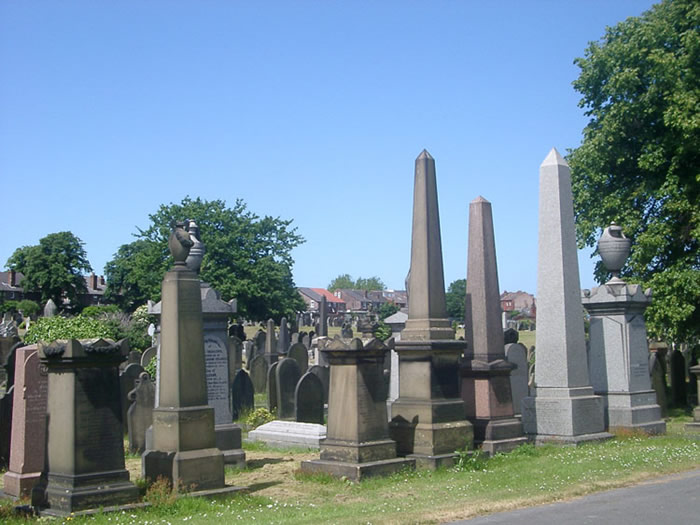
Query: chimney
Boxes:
[
  {"xmin": 91, "ymin": 273, "xmax": 98, "ymax": 290},
  {"xmin": 8, "ymin": 270, "xmax": 16, "ymax": 287},
  {"xmin": 99, "ymin": 275, "xmax": 105, "ymax": 286}
]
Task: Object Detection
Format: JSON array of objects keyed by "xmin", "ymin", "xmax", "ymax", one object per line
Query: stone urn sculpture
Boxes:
[
  {"xmin": 168, "ymin": 221, "xmax": 193, "ymax": 266},
  {"xmin": 185, "ymin": 219, "xmax": 205, "ymax": 274},
  {"xmin": 597, "ymin": 222, "xmax": 631, "ymax": 280}
]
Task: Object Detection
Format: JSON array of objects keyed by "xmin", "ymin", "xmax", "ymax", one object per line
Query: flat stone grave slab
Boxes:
[{"xmin": 247, "ymin": 420, "xmax": 326, "ymax": 449}]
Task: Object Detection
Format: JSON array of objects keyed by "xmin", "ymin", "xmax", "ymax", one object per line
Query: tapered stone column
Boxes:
[
  {"xmin": 389, "ymin": 150, "xmax": 473, "ymax": 469},
  {"xmin": 460, "ymin": 197, "xmax": 527, "ymax": 454},
  {"xmin": 521, "ymin": 149, "xmax": 611, "ymax": 444},
  {"xmin": 143, "ymin": 223, "xmax": 242, "ymax": 495}
]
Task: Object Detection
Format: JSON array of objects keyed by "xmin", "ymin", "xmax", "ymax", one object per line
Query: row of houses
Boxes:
[
  {"xmin": 297, "ymin": 288, "xmax": 408, "ymax": 314},
  {"xmin": 0, "ymin": 270, "xmax": 108, "ymax": 309}
]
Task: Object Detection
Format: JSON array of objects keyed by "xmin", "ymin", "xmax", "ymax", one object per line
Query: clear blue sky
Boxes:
[{"xmin": 1, "ymin": 1, "xmax": 656, "ymax": 295}]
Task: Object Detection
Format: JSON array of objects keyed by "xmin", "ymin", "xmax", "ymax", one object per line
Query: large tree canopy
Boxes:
[
  {"xmin": 327, "ymin": 274, "xmax": 386, "ymax": 292},
  {"xmin": 445, "ymin": 279, "xmax": 466, "ymax": 321},
  {"xmin": 105, "ymin": 197, "xmax": 305, "ymax": 321},
  {"xmin": 568, "ymin": 0, "xmax": 699, "ymax": 343},
  {"xmin": 6, "ymin": 231, "xmax": 92, "ymax": 309}
]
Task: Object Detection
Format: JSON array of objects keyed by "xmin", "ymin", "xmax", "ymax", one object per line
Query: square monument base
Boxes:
[
  {"xmin": 215, "ymin": 424, "xmax": 246, "ymax": 468},
  {"xmin": 41, "ymin": 470, "xmax": 139, "ymax": 515},
  {"xmin": 2, "ymin": 471, "xmax": 42, "ymax": 500},
  {"xmin": 522, "ymin": 387, "xmax": 613, "ymax": 444},
  {"xmin": 474, "ymin": 417, "xmax": 529, "ymax": 456},
  {"xmin": 300, "ymin": 457, "xmax": 415, "ymax": 481},
  {"xmin": 389, "ymin": 417, "xmax": 473, "ymax": 470},
  {"xmin": 602, "ymin": 391, "xmax": 666, "ymax": 434},
  {"xmin": 142, "ymin": 448, "xmax": 225, "ymax": 492}
]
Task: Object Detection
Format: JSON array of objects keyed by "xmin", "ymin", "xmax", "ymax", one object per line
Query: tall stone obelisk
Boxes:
[
  {"xmin": 143, "ymin": 222, "xmax": 242, "ymax": 494},
  {"xmin": 460, "ymin": 196, "xmax": 527, "ymax": 454},
  {"xmin": 389, "ymin": 150, "xmax": 473, "ymax": 469},
  {"xmin": 521, "ymin": 149, "xmax": 611, "ymax": 444}
]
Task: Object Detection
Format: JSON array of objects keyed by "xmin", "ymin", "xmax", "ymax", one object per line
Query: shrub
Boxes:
[
  {"xmin": 24, "ymin": 315, "xmax": 118, "ymax": 344},
  {"xmin": 81, "ymin": 304, "xmax": 121, "ymax": 318},
  {"xmin": 245, "ymin": 407, "xmax": 275, "ymax": 430}
]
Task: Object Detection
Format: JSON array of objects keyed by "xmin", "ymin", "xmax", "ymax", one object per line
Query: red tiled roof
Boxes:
[{"xmin": 310, "ymin": 288, "xmax": 345, "ymax": 303}]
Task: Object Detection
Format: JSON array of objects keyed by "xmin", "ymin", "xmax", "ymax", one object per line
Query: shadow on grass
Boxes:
[
  {"xmin": 245, "ymin": 481, "xmax": 283, "ymax": 493},
  {"xmin": 245, "ymin": 457, "xmax": 290, "ymax": 470}
]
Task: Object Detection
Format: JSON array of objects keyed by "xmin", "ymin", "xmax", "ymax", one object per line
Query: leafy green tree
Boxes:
[
  {"xmin": 6, "ymin": 231, "xmax": 92, "ymax": 310},
  {"xmin": 327, "ymin": 274, "xmax": 355, "ymax": 292},
  {"xmin": 105, "ymin": 196, "xmax": 305, "ymax": 322},
  {"xmin": 17, "ymin": 300, "xmax": 40, "ymax": 318},
  {"xmin": 377, "ymin": 300, "xmax": 400, "ymax": 320},
  {"xmin": 568, "ymin": 0, "xmax": 700, "ymax": 343},
  {"xmin": 355, "ymin": 276, "xmax": 386, "ymax": 291},
  {"xmin": 445, "ymin": 279, "xmax": 466, "ymax": 321}
]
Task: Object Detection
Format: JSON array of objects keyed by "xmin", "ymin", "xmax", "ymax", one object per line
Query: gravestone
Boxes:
[
  {"xmin": 43, "ymin": 299, "xmax": 57, "ymax": 318},
  {"xmin": 685, "ymin": 365, "xmax": 700, "ymax": 432},
  {"xmin": 204, "ymin": 334, "xmax": 232, "ymax": 425},
  {"xmin": 231, "ymin": 369, "xmax": 254, "ymax": 421},
  {"xmin": 389, "ymin": 150, "xmax": 472, "ymax": 469},
  {"xmin": 34, "ymin": 339, "xmax": 139, "ymax": 515},
  {"xmin": 276, "ymin": 358, "xmax": 301, "ymax": 420},
  {"xmin": 140, "ymin": 345, "xmax": 157, "ymax": 369},
  {"xmin": 267, "ymin": 361, "xmax": 279, "ymax": 414},
  {"xmin": 308, "ymin": 365, "xmax": 330, "ymax": 404},
  {"xmin": 295, "ymin": 371, "xmax": 324, "ymax": 424},
  {"xmin": 649, "ymin": 353, "xmax": 668, "ymax": 417},
  {"xmin": 249, "ymin": 354, "xmax": 268, "ymax": 394},
  {"xmin": 3, "ymin": 345, "xmax": 47, "ymax": 498},
  {"xmin": 291, "ymin": 332, "xmax": 300, "ymax": 345},
  {"xmin": 229, "ymin": 335, "xmax": 243, "ymax": 374},
  {"xmin": 317, "ymin": 296, "xmax": 329, "ymax": 337},
  {"xmin": 277, "ymin": 317, "xmax": 290, "ymax": 355},
  {"xmin": 670, "ymin": 349, "xmax": 687, "ymax": 408},
  {"xmin": 288, "ymin": 342, "xmax": 309, "ymax": 374},
  {"xmin": 302, "ymin": 333, "xmax": 311, "ymax": 349},
  {"xmin": 521, "ymin": 149, "xmax": 610, "ymax": 444},
  {"xmin": 120, "ymin": 363, "xmax": 145, "ymax": 434},
  {"xmin": 301, "ymin": 338, "xmax": 415, "ymax": 480},
  {"xmin": 127, "ymin": 371, "xmax": 155, "ymax": 454},
  {"xmin": 460, "ymin": 196, "xmax": 526, "ymax": 454},
  {"xmin": 253, "ymin": 330, "xmax": 266, "ymax": 360},
  {"xmin": 242, "ymin": 340, "xmax": 253, "ymax": 367},
  {"xmin": 0, "ymin": 334, "xmax": 20, "ymax": 468},
  {"xmin": 127, "ymin": 350, "xmax": 141, "ymax": 366},
  {"xmin": 505, "ymin": 342, "xmax": 529, "ymax": 416}
]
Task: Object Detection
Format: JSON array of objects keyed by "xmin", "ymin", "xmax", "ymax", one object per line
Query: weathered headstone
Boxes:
[
  {"xmin": 204, "ymin": 334, "xmax": 232, "ymax": 425},
  {"xmin": 0, "ymin": 335, "xmax": 20, "ymax": 468},
  {"xmin": 43, "ymin": 299, "xmax": 57, "ymax": 318},
  {"xmin": 505, "ymin": 342, "xmax": 529, "ymax": 416},
  {"xmin": 277, "ymin": 317, "xmax": 290, "ymax": 355},
  {"xmin": 317, "ymin": 296, "xmax": 329, "ymax": 338},
  {"xmin": 649, "ymin": 353, "xmax": 668, "ymax": 417},
  {"xmin": 231, "ymin": 369, "xmax": 254, "ymax": 421},
  {"xmin": 34, "ymin": 339, "xmax": 138, "ymax": 514},
  {"xmin": 685, "ymin": 365, "xmax": 700, "ymax": 432},
  {"xmin": 301, "ymin": 333, "xmax": 311, "ymax": 349},
  {"xmin": 670, "ymin": 349, "xmax": 687, "ymax": 408},
  {"xmin": 267, "ymin": 361, "xmax": 279, "ymax": 414},
  {"xmin": 389, "ymin": 150, "xmax": 472, "ymax": 469},
  {"xmin": 249, "ymin": 354, "xmax": 268, "ymax": 394},
  {"xmin": 460, "ymin": 196, "xmax": 526, "ymax": 454},
  {"xmin": 3, "ymin": 346, "xmax": 47, "ymax": 498},
  {"xmin": 127, "ymin": 371, "xmax": 155, "ymax": 454},
  {"xmin": 521, "ymin": 149, "xmax": 610, "ymax": 444},
  {"xmin": 288, "ymin": 342, "xmax": 309, "ymax": 375},
  {"xmin": 276, "ymin": 357, "xmax": 301, "ymax": 420},
  {"xmin": 308, "ymin": 365, "xmax": 330, "ymax": 404},
  {"xmin": 120, "ymin": 363, "xmax": 145, "ymax": 434},
  {"xmin": 229, "ymin": 335, "xmax": 243, "ymax": 374},
  {"xmin": 140, "ymin": 345, "xmax": 157, "ymax": 369},
  {"xmin": 295, "ymin": 371, "xmax": 324, "ymax": 424},
  {"xmin": 253, "ymin": 330, "xmax": 266, "ymax": 360},
  {"xmin": 264, "ymin": 319, "xmax": 279, "ymax": 365},
  {"xmin": 301, "ymin": 338, "xmax": 415, "ymax": 480}
]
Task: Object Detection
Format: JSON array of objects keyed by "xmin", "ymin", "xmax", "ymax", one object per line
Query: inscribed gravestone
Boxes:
[
  {"xmin": 204, "ymin": 334, "xmax": 232, "ymax": 425},
  {"xmin": 505, "ymin": 342, "xmax": 528, "ymax": 416},
  {"xmin": 127, "ymin": 372, "xmax": 155, "ymax": 454},
  {"xmin": 267, "ymin": 361, "xmax": 279, "ymax": 414},
  {"xmin": 308, "ymin": 365, "xmax": 330, "ymax": 404},
  {"xmin": 288, "ymin": 343, "xmax": 309, "ymax": 375},
  {"xmin": 120, "ymin": 363, "xmax": 145, "ymax": 433},
  {"xmin": 649, "ymin": 353, "xmax": 668, "ymax": 417},
  {"xmin": 231, "ymin": 369, "xmax": 254, "ymax": 421},
  {"xmin": 3, "ymin": 346, "xmax": 47, "ymax": 498},
  {"xmin": 295, "ymin": 371, "xmax": 324, "ymax": 424},
  {"xmin": 276, "ymin": 358, "xmax": 302, "ymax": 420},
  {"xmin": 249, "ymin": 354, "xmax": 268, "ymax": 394},
  {"xmin": 670, "ymin": 349, "xmax": 687, "ymax": 407}
]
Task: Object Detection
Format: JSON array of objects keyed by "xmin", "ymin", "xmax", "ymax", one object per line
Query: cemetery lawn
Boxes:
[{"xmin": 1, "ymin": 420, "xmax": 699, "ymax": 524}]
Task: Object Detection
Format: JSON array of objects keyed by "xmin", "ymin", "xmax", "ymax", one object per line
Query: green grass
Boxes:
[{"xmin": 1, "ymin": 421, "xmax": 698, "ymax": 524}]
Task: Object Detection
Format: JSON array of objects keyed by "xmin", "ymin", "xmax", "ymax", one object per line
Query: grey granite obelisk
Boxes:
[
  {"xmin": 389, "ymin": 150, "xmax": 473, "ymax": 469},
  {"xmin": 460, "ymin": 196, "xmax": 527, "ymax": 454},
  {"xmin": 582, "ymin": 224, "xmax": 665, "ymax": 434},
  {"xmin": 142, "ymin": 223, "xmax": 242, "ymax": 495},
  {"xmin": 521, "ymin": 149, "xmax": 611, "ymax": 444}
]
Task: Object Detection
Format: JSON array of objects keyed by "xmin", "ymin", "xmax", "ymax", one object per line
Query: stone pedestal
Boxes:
[
  {"xmin": 34, "ymin": 339, "xmax": 138, "ymax": 515},
  {"xmin": 686, "ymin": 365, "xmax": 700, "ymax": 432},
  {"xmin": 3, "ymin": 346, "xmax": 47, "ymax": 499},
  {"xmin": 460, "ymin": 196, "xmax": 526, "ymax": 455},
  {"xmin": 583, "ymin": 282, "xmax": 666, "ymax": 434},
  {"xmin": 143, "ymin": 260, "xmax": 237, "ymax": 494},
  {"xmin": 521, "ymin": 149, "xmax": 611, "ymax": 444},
  {"xmin": 302, "ymin": 339, "xmax": 414, "ymax": 480}
]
